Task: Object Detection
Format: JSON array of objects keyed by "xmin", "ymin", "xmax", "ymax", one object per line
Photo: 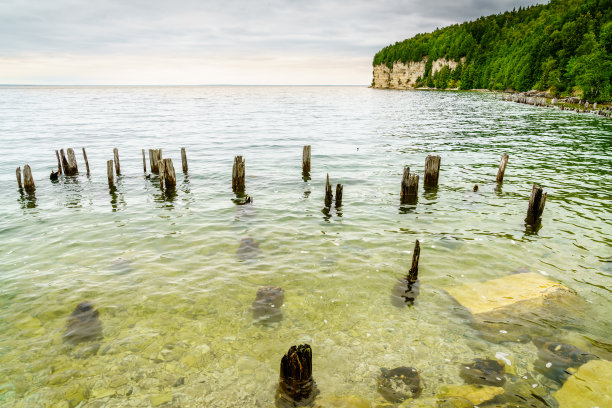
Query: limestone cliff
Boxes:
[{"xmin": 372, "ymin": 57, "xmax": 461, "ymax": 89}]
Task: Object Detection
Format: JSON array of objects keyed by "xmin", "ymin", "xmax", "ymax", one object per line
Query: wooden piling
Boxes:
[
  {"xmin": 149, "ymin": 149, "xmax": 162, "ymax": 174},
  {"xmin": 400, "ymin": 167, "xmax": 419, "ymax": 203},
  {"xmin": 142, "ymin": 149, "xmax": 147, "ymax": 172},
  {"xmin": 302, "ymin": 145, "xmax": 311, "ymax": 174},
  {"xmin": 23, "ymin": 165, "xmax": 35, "ymax": 193},
  {"xmin": 16, "ymin": 167, "xmax": 23, "ymax": 190},
  {"xmin": 392, "ymin": 239, "xmax": 421, "ymax": 307},
  {"xmin": 113, "ymin": 148, "xmax": 120, "ymax": 175},
  {"xmin": 82, "ymin": 148, "xmax": 90, "ymax": 175},
  {"xmin": 276, "ymin": 344, "xmax": 317, "ymax": 407},
  {"xmin": 162, "ymin": 158, "xmax": 176, "ymax": 189},
  {"xmin": 106, "ymin": 160, "xmax": 114, "ymax": 187},
  {"xmin": 424, "ymin": 155, "xmax": 441, "ymax": 187},
  {"xmin": 65, "ymin": 148, "xmax": 78, "ymax": 175},
  {"xmin": 55, "ymin": 150, "xmax": 63, "ymax": 174},
  {"xmin": 232, "ymin": 156, "xmax": 245, "ymax": 192},
  {"xmin": 473, "ymin": 184, "xmax": 479, "ymax": 192},
  {"xmin": 60, "ymin": 149, "xmax": 69, "ymax": 175},
  {"xmin": 407, "ymin": 240, "xmax": 420, "ymax": 283},
  {"xmin": 335, "ymin": 184, "xmax": 343, "ymax": 208},
  {"xmin": 159, "ymin": 159, "xmax": 166, "ymax": 190},
  {"xmin": 496, "ymin": 154, "xmax": 509, "ymax": 183},
  {"xmin": 181, "ymin": 147, "xmax": 188, "ymax": 173},
  {"xmin": 324, "ymin": 174, "xmax": 333, "ymax": 209},
  {"xmin": 526, "ymin": 184, "xmax": 547, "ymax": 225}
]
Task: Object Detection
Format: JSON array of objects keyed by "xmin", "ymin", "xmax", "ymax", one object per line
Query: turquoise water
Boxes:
[{"xmin": 0, "ymin": 86, "xmax": 610, "ymax": 407}]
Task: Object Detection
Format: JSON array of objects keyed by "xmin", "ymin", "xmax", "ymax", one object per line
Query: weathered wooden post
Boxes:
[
  {"xmin": 159, "ymin": 159, "xmax": 166, "ymax": 190},
  {"xmin": 16, "ymin": 167, "xmax": 23, "ymax": 190},
  {"xmin": 162, "ymin": 158, "xmax": 176, "ymax": 189},
  {"xmin": 23, "ymin": 165, "xmax": 35, "ymax": 193},
  {"xmin": 65, "ymin": 148, "xmax": 79, "ymax": 175},
  {"xmin": 302, "ymin": 145, "xmax": 311, "ymax": 174},
  {"xmin": 232, "ymin": 156, "xmax": 245, "ymax": 192},
  {"xmin": 335, "ymin": 184, "xmax": 343, "ymax": 208},
  {"xmin": 473, "ymin": 184, "xmax": 479, "ymax": 192},
  {"xmin": 496, "ymin": 154, "xmax": 509, "ymax": 183},
  {"xmin": 408, "ymin": 240, "xmax": 420, "ymax": 283},
  {"xmin": 400, "ymin": 167, "xmax": 419, "ymax": 203},
  {"xmin": 106, "ymin": 160, "xmax": 114, "ymax": 188},
  {"xmin": 55, "ymin": 150, "xmax": 63, "ymax": 174},
  {"xmin": 82, "ymin": 148, "xmax": 90, "ymax": 175},
  {"xmin": 149, "ymin": 149, "xmax": 162, "ymax": 174},
  {"xmin": 276, "ymin": 344, "xmax": 317, "ymax": 407},
  {"xmin": 324, "ymin": 174, "xmax": 333, "ymax": 209},
  {"xmin": 392, "ymin": 240, "xmax": 421, "ymax": 307},
  {"xmin": 181, "ymin": 147, "xmax": 188, "ymax": 173},
  {"xmin": 113, "ymin": 148, "xmax": 120, "ymax": 175},
  {"xmin": 142, "ymin": 149, "xmax": 147, "ymax": 173},
  {"xmin": 424, "ymin": 155, "xmax": 441, "ymax": 187},
  {"xmin": 526, "ymin": 184, "xmax": 547, "ymax": 225}
]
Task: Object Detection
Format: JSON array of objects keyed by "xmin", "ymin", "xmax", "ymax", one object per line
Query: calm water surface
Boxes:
[{"xmin": 0, "ymin": 86, "xmax": 610, "ymax": 407}]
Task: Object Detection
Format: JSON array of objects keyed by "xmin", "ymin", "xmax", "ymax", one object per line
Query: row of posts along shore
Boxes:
[
  {"xmin": 15, "ymin": 145, "xmax": 547, "ymax": 227},
  {"xmin": 500, "ymin": 92, "xmax": 612, "ymax": 117}
]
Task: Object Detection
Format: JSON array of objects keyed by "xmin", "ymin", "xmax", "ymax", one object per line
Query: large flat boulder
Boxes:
[{"xmin": 553, "ymin": 359, "xmax": 612, "ymax": 408}]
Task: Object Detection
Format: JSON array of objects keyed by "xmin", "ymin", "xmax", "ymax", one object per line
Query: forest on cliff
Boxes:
[{"xmin": 373, "ymin": 0, "xmax": 612, "ymax": 101}]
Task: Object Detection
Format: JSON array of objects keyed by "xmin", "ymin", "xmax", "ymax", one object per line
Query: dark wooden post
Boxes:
[
  {"xmin": 526, "ymin": 184, "xmax": 547, "ymax": 225},
  {"xmin": 232, "ymin": 156, "xmax": 245, "ymax": 192},
  {"xmin": 302, "ymin": 145, "xmax": 311, "ymax": 174},
  {"xmin": 407, "ymin": 240, "xmax": 420, "ymax": 283},
  {"xmin": 276, "ymin": 344, "xmax": 317, "ymax": 407},
  {"xmin": 496, "ymin": 154, "xmax": 509, "ymax": 183},
  {"xmin": 66, "ymin": 148, "xmax": 78, "ymax": 175},
  {"xmin": 159, "ymin": 159, "xmax": 166, "ymax": 190},
  {"xmin": 82, "ymin": 148, "xmax": 90, "ymax": 175},
  {"xmin": 181, "ymin": 147, "xmax": 188, "ymax": 173},
  {"xmin": 16, "ymin": 167, "xmax": 23, "ymax": 190},
  {"xmin": 113, "ymin": 148, "xmax": 120, "ymax": 175},
  {"xmin": 55, "ymin": 150, "xmax": 63, "ymax": 174},
  {"xmin": 60, "ymin": 149, "xmax": 69, "ymax": 174},
  {"xmin": 106, "ymin": 160, "xmax": 114, "ymax": 188},
  {"xmin": 473, "ymin": 184, "xmax": 479, "ymax": 192},
  {"xmin": 324, "ymin": 174, "xmax": 333, "ymax": 209},
  {"xmin": 335, "ymin": 184, "xmax": 343, "ymax": 208},
  {"xmin": 401, "ymin": 167, "xmax": 419, "ymax": 203},
  {"xmin": 23, "ymin": 165, "xmax": 35, "ymax": 193},
  {"xmin": 142, "ymin": 149, "xmax": 147, "ymax": 172},
  {"xmin": 149, "ymin": 149, "xmax": 162, "ymax": 174},
  {"xmin": 392, "ymin": 240, "xmax": 421, "ymax": 307},
  {"xmin": 424, "ymin": 155, "xmax": 440, "ymax": 187},
  {"xmin": 163, "ymin": 158, "xmax": 176, "ymax": 189}
]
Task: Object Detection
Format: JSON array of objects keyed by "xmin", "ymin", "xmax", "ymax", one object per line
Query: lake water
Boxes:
[{"xmin": 0, "ymin": 86, "xmax": 610, "ymax": 407}]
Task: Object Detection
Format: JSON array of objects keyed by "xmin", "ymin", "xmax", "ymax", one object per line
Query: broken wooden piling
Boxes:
[
  {"xmin": 82, "ymin": 148, "xmax": 90, "ymax": 175},
  {"xmin": 232, "ymin": 156, "xmax": 245, "ymax": 192},
  {"xmin": 276, "ymin": 344, "xmax": 317, "ymax": 407},
  {"xmin": 106, "ymin": 160, "xmax": 114, "ymax": 188},
  {"xmin": 302, "ymin": 145, "xmax": 311, "ymax": 174},
  {"xmin": 23, "ymin": 165, "xmax": 35, "ymax": 193},
  {"xmin": 16, "ymin": 167, "xmax": 22, "ymax": 190},
  {"xmin": 55, "ymin": 150, "xmax": 63, "ymax": 174},
  {"xmin": 335, "ymin": 184, "xmax": 343, "ymax": 208},
  {"xmin": 149, "ymin": 149, "xmax": 162, "ymax": 174},
  {"xmin": 473, "ymin": 184, "xmax": 479, "ymax": 192},
  {"xmin": 400, "ymin": 167, "xmax": 419, "ymax": 203},
  {"xmin": 60, "ymin": 149, "xmax": 69, "ymax": 174},
  {"xmin": 324, "ymin": 174, "xmax": 333, "ymax": 209},
  {"xmin": 496, "ymin": 154, "xmax": 509, "ymax": 183},
  {"xmin": 408, "ymin": 240, "xmax": 420, "ymax": 283},
  {"xmin": 181, "ymin": 147, "xmax": 188, "ymax": 173},
  {"xmin": 162, "ymin": 158, "xmax": 176, "ymax": 189},
  {"xmin": 159, "ymin": 159, "xmax": 166, "ymax": 190},
  {"xmin": 141, "ymin": 149, "xmax": 147, "ymax": 173},
  {"xmin": 526, "ymin": 184, "xmax": 547, "ymax": 225},
  {"xmin": 113, "ymin": 148, "xmax": 120, "ymax": 175},
  {"xmin": 424, "ymin": 155, "xmax": 441, "ymax": 187},
  {"xmin": 66, "ymin": 148, "xmax": 78, "ymax": 175}
]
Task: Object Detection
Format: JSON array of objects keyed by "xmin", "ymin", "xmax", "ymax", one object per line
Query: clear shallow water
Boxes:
[{"xmin": 0, "ymin": 86, "xmax": 610, "ymax": 407}]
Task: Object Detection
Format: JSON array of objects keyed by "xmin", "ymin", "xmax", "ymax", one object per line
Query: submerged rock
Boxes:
[
  {"xmin": 533, "ymin": 338, "xmax": 597, "ymax": 383},
  {"xmin": 459, "ymin": 358, "xmax": 505, "ymax": 386},
  {"xmin": 313, "ymin": 395, "xmax": 371, "ymax": 408},
  {"xmin": 553, "ymin": 359, "xmax": 612, "ymax": 408},
  {"xmin": 252, "ymin": 286, "xmax": 284, "ymax": 323},
  {"xmin": 237, "ymin": 237, "xmax": 261, "ymax": 260},
  {"xmin": 391, "ymin": 278, "xmax": 420, "ymax": 307},
  {"xmin": 63, "ymin": 301, "xmax": 103, "ymax": 344},
  {"xmin": 437, "ymin": 384, "xmax": 504, "ymax": 406},
  {"xmin": 377, "ymin": 366, "xmax": 422, "ymax": 403}
]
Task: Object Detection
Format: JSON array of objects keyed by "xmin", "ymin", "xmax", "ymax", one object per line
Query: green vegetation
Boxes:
[{"xmin": 373, "ymin": 0, "xmax": 612, "ymax": 101}]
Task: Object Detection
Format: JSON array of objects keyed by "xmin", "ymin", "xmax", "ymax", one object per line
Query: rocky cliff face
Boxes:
[{"xmin": 372, "ymin": 57, "xmax": 460, "ymax": 89}]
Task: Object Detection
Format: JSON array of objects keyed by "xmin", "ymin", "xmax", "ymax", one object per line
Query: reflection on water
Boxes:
[{"xmin": 0, "ymin": 87, "xmax": 610, "ymax": 407}]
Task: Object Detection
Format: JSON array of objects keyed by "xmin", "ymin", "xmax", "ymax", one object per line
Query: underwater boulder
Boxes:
[
  {"xmin": 237, "ymin": 237, "xmax": 260, "ymax": 260},
  {"xmin": 459, "ymin": 358, "xmax": 505, "ymax": 387},
  {"xmin": 63, "ymin": 301, "xmax": 103, "ymax": 344},
  {"xmin": 533, "ymin": 338, "xmax": 597, "ymax": 383},
  {"xmin": 377, "ymin": 366, "xmax": 422, "ymax": 403},
  {"xmin": 252, "ymin": 286, "xmax": 284, "ymax": 323},
  {"xmin": 553, "ymin": 359, "xmax": 612, "ymax": 408}
]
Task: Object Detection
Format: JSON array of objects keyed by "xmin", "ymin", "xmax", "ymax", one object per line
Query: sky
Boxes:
[{"xmin": 0, "ymin": 0, "xmax": 542, "ymax": 85}]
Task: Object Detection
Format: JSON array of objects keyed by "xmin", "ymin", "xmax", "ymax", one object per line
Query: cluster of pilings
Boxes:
[{"xmin": 501, "ymin": 92, "xmax": 612, "ymax": 117}]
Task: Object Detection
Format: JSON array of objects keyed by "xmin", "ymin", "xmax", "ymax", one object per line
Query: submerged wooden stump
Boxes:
[
  {"xmin": 392, "ymin": 240, "xmax": 420, "ymax": 307},
  {"xmin": 324, "ymin": 174, "xmax": 333, "ymax": 209},
  {"xmin": 106, "ymin": 160, "xmax": 114, "ymax": 188},
  {"xmin": 55, "ymin": 150, "xmax": 63, "ymax": 174},
  {"xmin": 162, "ymin": 158, "xmax": 176, "ymax": 189},
  {"xmin": 82, "ymin": 148, "xmax": 90, "ymax": 175},
  {"xmin": 526, "ymin": 184, "xmax": 547, "ymax": 225},
  {"xmin": 181, "ymin": 147, "xmax": 188, "ymax": 173},
  {"xmin": 16, "ymin": 167, "xmax": 23, "ymax": 190},
  {"xmin": 424, "ymin": 155, "xmax": 440, "ymax": 187},
  {"xmin": 400, "ymin": 167, "xmax": 419, "ymax": 203},
  {"xmin": 63, "ymin": 301, "xmax": 103, "ymax": 344},
  {"xmin": 142, "ymin": 149, "xmax": 147, "ymax": 172},
  {"xmin": 66, "ymin": 148, "xmax": 79, "ymax": 175},
  {"xmin": 232, "ymin": 156, "xmax": 245, "ymax": 192},
  {"xmin": 276, "ymin": 344, "xmax": 318, "ymax": 407},
  {"xmin": 23, "ymin": 165, "xmax": 35, "ymax": 193},
  {"xmin": 113, "ymin": 148, "xmax": 120, "ymax": 175},
  {"xmin": 496, "ymin": 154, "xmax": 509, "ymax": 183},
  {"xmin": 302, "ymin": 145, "xmax": 311, "ymax": 174},
  {"xmin": 335, "ymin": 184, "xmax": 343, "ymax": 208},
  {"xmin": 252, "ymin": 286, "xmax": 284, "ymax": 323}
]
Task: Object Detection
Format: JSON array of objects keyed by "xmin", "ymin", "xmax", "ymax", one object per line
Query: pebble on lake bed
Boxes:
[
  {"xmin": 252, "ymin": 286, "xmax": 284, "ymax": 323},
  {"xmin": 377, "ymin": 366, "xmax": 422, "ymax": 403},
  {"xmin": 63, "ymin": 301, "xmax": 103, "ymax": 344}
]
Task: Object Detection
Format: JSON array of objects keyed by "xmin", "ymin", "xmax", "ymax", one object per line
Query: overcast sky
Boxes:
[{"xmin": 0, "ymin": 0, "xmax": 542, "ymax": 85}]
